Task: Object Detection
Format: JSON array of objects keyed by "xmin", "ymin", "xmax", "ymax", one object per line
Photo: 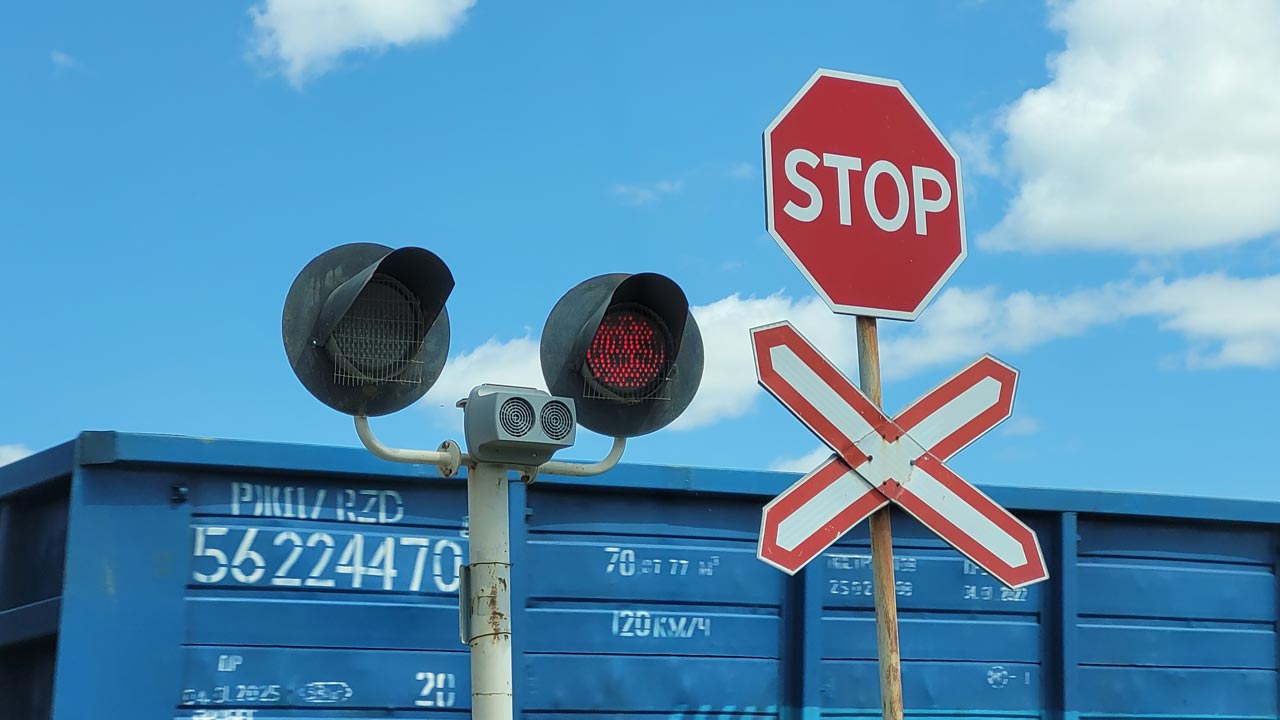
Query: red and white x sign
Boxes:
[{"xmin": 753, "ymin": 321, "xmax": 1048, "ymax": 589}]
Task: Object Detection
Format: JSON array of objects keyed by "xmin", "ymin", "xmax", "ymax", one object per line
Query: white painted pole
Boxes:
[
  {"xmin": 466, "ymin": 461, "xmax": 513, "ymax": 720},
  {"xmin": 350, "ymin": 415, "xmax": 626, "ymax": 720}
]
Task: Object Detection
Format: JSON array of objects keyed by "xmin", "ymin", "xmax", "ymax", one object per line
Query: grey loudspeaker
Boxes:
[{"xmin": 462, "ymin": 385, "xmax": 577, "ymax": 465}]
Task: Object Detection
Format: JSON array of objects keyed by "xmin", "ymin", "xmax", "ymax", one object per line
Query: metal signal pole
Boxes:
[{"xmin": 355, "ymin": 417, "xmax": 628, "ymax": 720}]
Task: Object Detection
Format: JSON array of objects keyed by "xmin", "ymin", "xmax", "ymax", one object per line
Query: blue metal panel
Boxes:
[
  {"xmin": 0, "ymin": 440, "xmax": 73, "ymax": 497},
  {"xmin": 51, "ymin": 466, "xmax": 190, "ymax": 719},
  {"xmin": 0, "ymin": 482, "xmax": 68, "ymax": 615},
  {"xmin": 1075, "ymin": 517, "xmax": 1278, "ymax": 719},
  {"xmin": 799, "ymin": 560, "xmax": 826, "ymax": 720},
  {"xmin": 7, "ymin": 431, "xmax": 1280, "ymax": 720},
  {"xmin": 0, "ymin": 598, "xmax": 60, "ymax": 650},
  {"xmin": 70, "ymin": 432, "xmax": 1280, "ymax": 524},
  {"xmin": 185, "ymin": 590, "xmax": 460, "ymax": 649},
  {"xmin": 522, "ymin": 485, "xmax": 787, "ymax": 717},
  {"xmin": 0, "ymin": 443, "xmax": 71, "ymax": 720},
  {"xmin": 820, "ymin": 660, "xmax": 1043, "ymax": 714},
  {"xmin": 819, "ymin": 507, "xmax": 1054, "ymax": 718},
  {"xmin": 44, "ymin": 457, "xmax": 473, "ymax": 717},
  {"xmin": 0, "ymin": 636, "xmax": 56, "ymax": 720},
  {"xmin": 179, "ymin": 646, "xmax": 470, "ymax": 709},
  {"xmin": 509, "ymin": 479, "xmax": 532, "ymax": 720},
  {"xmin": 179, "ymin": 468, "xmax": 470, "ymax": 715},
  {"xmin": 1056, "ymin": 512, "xmax": 1079, "ymax": 720}
]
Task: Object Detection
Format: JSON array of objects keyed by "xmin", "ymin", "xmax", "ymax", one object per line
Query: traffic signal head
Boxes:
[
  {"xmin": 540, "ymin": 273, "xmax": 703, "ymax": 438},
  {"xmin": 282, "ymin": 243, "xmax": 453, "ymax": 417}
]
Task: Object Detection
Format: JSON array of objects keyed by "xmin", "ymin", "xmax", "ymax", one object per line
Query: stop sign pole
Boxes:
[
  {"xmin": 854, "ymin": 315, "xmax": 904, "ymax": 720},
  {"xmin": 762, "ymin": 69, "xmax": 966, "ymax": 720}
]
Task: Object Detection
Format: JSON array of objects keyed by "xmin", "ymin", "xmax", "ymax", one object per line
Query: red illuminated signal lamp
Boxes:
[
  {"xmin": 584, "ymin": 305, "xmax": 674, "ymax": 399},
  {"xmin": 540, "ymin": 273, "xmax": 703, "ymax": 438}
]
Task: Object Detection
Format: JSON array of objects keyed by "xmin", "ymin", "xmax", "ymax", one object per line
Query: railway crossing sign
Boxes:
[{"xmin": 752, "ymin": 321, "xmax": 1048, "ymax": 589}]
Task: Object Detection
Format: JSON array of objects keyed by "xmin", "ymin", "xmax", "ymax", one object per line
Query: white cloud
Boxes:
[
  {"xmin": 50, "ymin": 50, "xmax": 79, "ymax": 70},
  {"xmin": 672, "ymin": 284, "xmax": 1122, "ymax": 430},
  {"xmin": 727, "ymin": 162, "xmax": 755, "ymax": 180},
  {"xmin": 1133, "ymin": 273, "xmax": 1280, "ymax": 368},
  {"xmin": 982, "ymin": 0, "xmax": 1280, "ymax": 253},
  {"xmin": 885, "ymin": 273, "xmax": 1280, "ymax": 375},
  {"xmin": 0, "ymin": 444, "xmax": 32, "ymax": 466},
  {"xmin": 418, "ymin": 335, "xmax": 544, "ymax": 429},
  {"xmin": 415, "ymin": 272, "xmax": 1280, "ymax": 435},
  {"xmin": 769, "ymin": 445, "xmax": 833, "ymax": 473},
  {"xmin": 667, "ymin": 282, "xmax": 1125, "ymax": 433},
  {"xmin": 248, "ymin": 0, "xmax": 475, "ymax": 86},
  {"xmin": 683, "ymin": 273, "xmax": 1280, "ymax": 425},
  {"xmin": 1000, "ymin": 415, "xmax": 1041, "ymax": 437},
  {"xmin": 878, "ymin": 283, "xmax": 1130, "ymax": 380},
  {"xmin": 950, "ymin": 127, "xmax": 999, "ymax": 179},
  {"xmin": 612, "ymin": 179, "xmax": 684, "ymax": 206},
  {"xmin": 669, "ymin": 292, "xmax": 858, "ymax": 431}
]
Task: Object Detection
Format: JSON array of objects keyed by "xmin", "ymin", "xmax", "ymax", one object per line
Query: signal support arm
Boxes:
[
  {"xmin": 522, "ymin": 436, "xmax": 626, "ymax": 481},
  {"xmin": 352, "ymin": 415, "xmax": 626, "ymax": 479},
  {"xmin": 354, "ymin": 416, "xmax": 469, "ymax": 477}
]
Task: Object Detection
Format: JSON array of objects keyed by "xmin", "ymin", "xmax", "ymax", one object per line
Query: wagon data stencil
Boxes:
[
  {"xmin": 180, "ymin": 473, "xmax": 472, "ymax": 712},
  {"xmin": 752, "ymin": 321, "xmax": 1048, "ymax": 588}
]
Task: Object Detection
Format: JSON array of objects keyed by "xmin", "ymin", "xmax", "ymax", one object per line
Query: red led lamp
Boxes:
[{"xmin": 583, "ymin": 306, "xmax": 672, "ymax": 399}]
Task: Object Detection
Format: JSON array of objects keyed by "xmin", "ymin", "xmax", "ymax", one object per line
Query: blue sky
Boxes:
[{"xmin": 3, "ymin": 1, "xmax": 1279, "ymax": 501}]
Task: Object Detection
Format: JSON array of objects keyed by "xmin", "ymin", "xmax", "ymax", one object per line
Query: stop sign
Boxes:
[{"xmin": 764, "ymin": 69, "xmax": 966, "ymax": 320}]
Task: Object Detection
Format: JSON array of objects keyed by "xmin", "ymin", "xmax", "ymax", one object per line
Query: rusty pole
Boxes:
[
  {"xmin": 856, "ymin": 316, "xmax": 904, "ymax": 720},
  {"xmin": 466, "ymin": 461, "xmax": 513, "ymax": 720}
]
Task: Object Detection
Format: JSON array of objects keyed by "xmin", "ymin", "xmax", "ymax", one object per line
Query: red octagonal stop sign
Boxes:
[{"xmin": 765, "ymin": 69, "xmax": 966, "ymax": 321}]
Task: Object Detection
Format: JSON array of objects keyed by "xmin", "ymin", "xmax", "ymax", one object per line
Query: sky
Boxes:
[{"xmin": 2, "ymin": 0, "xmax": 1279, "ymax": 501}]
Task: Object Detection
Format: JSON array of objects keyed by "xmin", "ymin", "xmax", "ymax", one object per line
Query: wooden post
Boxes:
[{"xmin": 856, "ymin": 315, "xmax": 904, "ymax": 720}]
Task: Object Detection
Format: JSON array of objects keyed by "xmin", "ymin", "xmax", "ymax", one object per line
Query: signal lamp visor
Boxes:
[
  {"xmin": 583, "ymin": 305, "xmax": 672, "ymax": 399},
  {"xmin": 325, "ymin": 274, "xmax": 427, "ymax": 387}
]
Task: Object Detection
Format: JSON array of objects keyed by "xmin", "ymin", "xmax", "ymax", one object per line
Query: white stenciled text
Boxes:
[
  {"xmin": 414, "ymin": 671, "xmax": 458, "ymax": 708},
  {"xmin": 229, "ymin": 482, "xmax": 405, "ymax": 525},
  {"xmin": 611, "ymin": 610, "xmax": 712, "ymax": 639},
  {"xmin": 603, "ymin": 545, "xmax": 720, "ymax": 578},
  {"xmin": 191, "ymin": 526, "xmax": 463, "ymax": 593}
]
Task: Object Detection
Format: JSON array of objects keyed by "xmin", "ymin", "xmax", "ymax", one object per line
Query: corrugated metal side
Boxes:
[
  {"xmin": 0, "ymin": 443, "xmax": 73, "ymax": 720},
  {"xmin": 817, "ymin": 508, "xmax": 1053, "ymax": 719},
  {"xmin": 0, "ymin": 636, "xmax": 57, "ymax": 720},
  {"xmin": 180, "ymin": 471, "xmax": 471, "ymax": 715},
  {"xmin": 14, "ymin": 432, "xmax": 1280, "ymax": 720},
  {"xmin": 50, "ymin": 466, "xmax": 189, "ymax": 718},
  {"xmin": 1075, "ymin": 516, "xmax": 1278, "ymax": 719},
  {"xmin": 50, "ymin": 463, "xmax": 473, "ymax": 718},
  {"xmin": 522, "ymin": 484, "xmax": 787, "ymax": 719}
]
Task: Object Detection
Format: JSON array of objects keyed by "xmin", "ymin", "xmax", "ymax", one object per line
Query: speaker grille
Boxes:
[
  {"xmin": 499, "ymin": 397, "xmax": 535, "ymax": 437},
  {"xmin": 540, "ymin": 400, "xmax": 573, "ymax": 440}
]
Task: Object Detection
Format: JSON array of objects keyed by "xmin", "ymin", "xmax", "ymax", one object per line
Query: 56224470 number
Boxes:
[{"xmin": 191, "ymin": 526, "xmax": 464, "ymax": 594}]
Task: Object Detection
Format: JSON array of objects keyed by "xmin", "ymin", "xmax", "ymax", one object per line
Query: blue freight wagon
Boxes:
[{"xmin": 0, "ymin": 431, "xmax": 1276, "ymax": 719}]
